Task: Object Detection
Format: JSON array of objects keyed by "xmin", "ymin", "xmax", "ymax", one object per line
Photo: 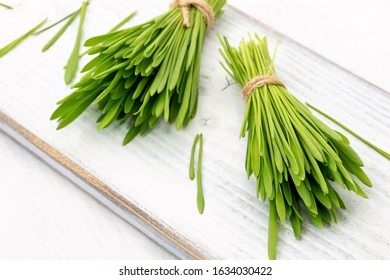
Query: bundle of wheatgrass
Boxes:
[
  {"xmin": 218, "ymin": 34, "xmax": 372, "ymax": 259},
  {"xmin": 51, "ymin": 0, "xmax": 226, "ymax": 144}
]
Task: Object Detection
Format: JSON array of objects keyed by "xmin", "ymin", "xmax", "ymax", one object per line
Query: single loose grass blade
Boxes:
[
  {"xmin": 189, "ymin": 134, "xmax": 200, "ymax": 180},
  {"xmin": 0, "ymin": 2, "xmax": 12, "ymax": 9},
  {"xmin": 109, "ymin": 11, "xmax": 137, "ymax": 33},
  {"xmin": 197, "ymin": 134, "xmax": 205, "ymax": 214},
  {"xmin": 0, "ymin": 18, "xmax": 47, "ymax": 58},
  {"xmin": 64, "ymin": 0, "xmax": 89, "ymax": 84},
  {"xmin": 188, "ymin": 133, "xmax": 205, "ymax": 214},
  {"xmin": 306, "ymin": 102, "xmax": 390, "ymax": 160},
  {"xmin": 219, "ymin": 33, "xmax": 372, "ymax": 259},
  {"xmin": 35, "ymin": 8, "xmax": 81, "ymax": 35},
  {"xmin": 42, "ymin": 9, "xmax": 81, "ymax": 52}
]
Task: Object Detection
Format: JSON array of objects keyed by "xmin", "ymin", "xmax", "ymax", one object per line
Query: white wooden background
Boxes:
[{"xmin": 1, "ymin": 0, "xmax": 389, "ymax": 259}]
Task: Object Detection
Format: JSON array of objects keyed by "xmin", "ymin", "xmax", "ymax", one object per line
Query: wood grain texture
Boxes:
[{"xmin": 1, "ymin": 0, "xmax": 389, "ymax": 259}]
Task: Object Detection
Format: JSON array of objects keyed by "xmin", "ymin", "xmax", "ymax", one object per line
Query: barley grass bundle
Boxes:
[
  {"xmin": 219, "ymin": 34, "xmax": 372, "ymax": 259},
  {"xmin": 51, "ymin": 0, "xmax": 226, "ymax": 144}
]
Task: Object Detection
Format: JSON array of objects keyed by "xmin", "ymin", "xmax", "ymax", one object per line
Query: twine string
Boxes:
[
  {"xmin": 170, "ymin": 0, "xmax": 214, "ymax": 28},
  {"xmin": 243, "ymin": 75, "xmax": 286, "ymax": 101}
]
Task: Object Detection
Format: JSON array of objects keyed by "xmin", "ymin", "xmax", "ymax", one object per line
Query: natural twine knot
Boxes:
[
  {"xmin": 243, "ymin": 75, "xmax": 286, "ymax": 101},
  {"xmin": 170, "ymin": 0, "xmax": 214, "ymax": 28}
]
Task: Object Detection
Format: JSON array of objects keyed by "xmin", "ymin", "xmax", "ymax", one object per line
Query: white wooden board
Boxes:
[{"xmin": 1, "ymin": 0, "xmax": 389, "ymax": 259}]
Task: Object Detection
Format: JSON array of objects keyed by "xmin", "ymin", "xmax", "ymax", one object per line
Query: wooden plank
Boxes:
[{"xmin": 1, "ymin": 0, "xmax": 389, "ymax": 259}]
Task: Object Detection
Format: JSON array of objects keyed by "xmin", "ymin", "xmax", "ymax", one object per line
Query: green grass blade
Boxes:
[
  {"xmin": 0, "ymin": 2, "xmax": 12, "ymax": 9},
  {"xmin": 80, "ymin": 11, "xmax": 136, "ymax": 58},
  {"xmin": 197, "ymin": 134, "xmax": 205, "ymax": 214},
  {"xmin": 268, "ymin": 200, "xmax": 278, "ymax": 260},
  {"xmin": 42, "ymin": 9, "xmax": 80, "ymax": 52},
  {"xmin": 275, "ymin": 188, "xmax": 286, "ymax": 225},
  {"xmin": 35, "ymin": 8, "xmax": 81, "ymax": 35},
  {"xmin": 306, "ymin": 103, "xmax": 390, "ymax": 160},
  {"xmin": 189, "ymin": 134, "xmax": 200, "ymax": 180},
  {"xmin": 290, "ymin": 212, "xmax": 301, "ymax": 239},
  {"xmin": 122, "ymin": 126, "xmax": 142, "ymax": 145},
  {"xmin": 0, "ymin": 18, "xmax": 47, "ymax": 58},
  {"xmin": 64, "ymin": 1, "xmax": 89, "ymax": 84},
  {"xmin": 109, "ymin": 11, "xmax": 137, "ymax": 33}
]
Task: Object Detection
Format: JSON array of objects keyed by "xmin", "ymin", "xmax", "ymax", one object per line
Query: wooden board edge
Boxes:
[{"xmin": 0, "ymin": 111, "xmax": 209, "ymax": 260}]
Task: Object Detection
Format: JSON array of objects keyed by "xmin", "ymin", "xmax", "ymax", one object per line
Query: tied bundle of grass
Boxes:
[
  {"xmin": 218, "ymin": 34, "xmax": 372, "ymax": 259},
  {"xmin": 51, "ymin": 0, "xmax": 227, "ymax": 144}
]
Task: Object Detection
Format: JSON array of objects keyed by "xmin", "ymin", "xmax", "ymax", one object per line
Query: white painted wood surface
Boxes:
[
  {"xmin": 0, "ymin": 132, "xmax": 176, "ymax": 260},
  {"xmin": 229, "ymin": 0, "xmax": 390, "ymax": 93},
  {"xmin": 1, "ymin": 0, "xmax": 390, "ymax": 259}
]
